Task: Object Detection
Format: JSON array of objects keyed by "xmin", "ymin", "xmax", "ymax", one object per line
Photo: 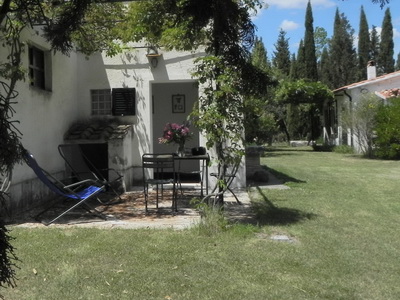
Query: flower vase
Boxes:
[{"xmin": 177, "ymin": 141, "xmax": 185, "ymax": 157}]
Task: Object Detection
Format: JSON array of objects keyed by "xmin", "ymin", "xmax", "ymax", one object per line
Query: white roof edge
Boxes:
[{"xmin": 334, "ymin": 71, "xmax": 400, "ymax": 92}]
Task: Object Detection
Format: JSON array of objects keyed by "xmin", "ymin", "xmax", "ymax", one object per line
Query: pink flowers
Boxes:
[{"xmin": 159, "ymin": 122, "xmax": 192, "ymax": 144}]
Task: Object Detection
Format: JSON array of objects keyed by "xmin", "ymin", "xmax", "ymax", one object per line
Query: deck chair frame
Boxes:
[
  {"xmin": 58, "ymin": 144, "xmax": 123, "ymax": 202},
  {"xmin": 24, "ymin": 150, "xmax": 108, "ymax": 225},
  {"xmin": 206, "ymin": 161, "xmax": 242, "ymax": 205}
]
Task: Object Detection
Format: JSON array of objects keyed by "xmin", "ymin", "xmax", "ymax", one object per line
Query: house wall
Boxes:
[
  {"xmin": 3, "ymin": 31, "xmax": 214, "ymax": 217},
  {"xmin": 3, "ymin": 24, "xmax": 249, "ymax": 218},
  {"xmin": 332, "ymin": 74, "xmax": 400, "ymax": 152},
  {"xmin": 6, "ymin": 28, "xmax": 82, "ymax": 215},
  {"xmin": 76, "ymin": 47, "xmax": 205, "ymax": 184}
]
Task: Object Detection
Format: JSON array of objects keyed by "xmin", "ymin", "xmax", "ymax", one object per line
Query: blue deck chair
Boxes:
[
  {"xmin": 58, "ymin": 144, "xmax": 123, "ymax": 202},
  {"xmin": 24, "ymin": 150, "xmax": 108, "ymax": 225}
]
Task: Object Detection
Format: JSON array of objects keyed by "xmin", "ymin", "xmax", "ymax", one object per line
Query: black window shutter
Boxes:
[{"xmin": 112, "ymin": 88, "xmax": 136, "ymax": 116}]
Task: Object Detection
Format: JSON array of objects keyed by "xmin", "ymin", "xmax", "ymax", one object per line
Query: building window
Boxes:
[
  {"xmin": 91, "ymin": 88, "xmax": 136, "ymax": 116},
  {"xmin": 29, "ymin": 46, "xmax": 52, "ymax": 90},
  {"xmin": 29, "ymin": 47, "xmax": 45, "ymax": 89},
  {"xmin": 91, "ymin": 89, "xmax": 112, "ymax": 115}
]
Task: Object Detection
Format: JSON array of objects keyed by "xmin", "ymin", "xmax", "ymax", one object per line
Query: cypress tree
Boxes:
[
  {"xmin": 303, "ymin": 0, "xmax": 318, "ymax": 81},
  {"xmin": 291, "ymin": 39, "xmax": 306, "ymax": 80},
  {"xmin": 251, "ymin": 37, "xmax": 270, "ymax": 72},
  {"xmin": 370, "ymin": 25, "xmax": 380, "ymax": 64},
  {"xmin": 329, "ymin": 9, "xmax": 357, "ymax": 88},
  {"xmin": 289, "ymin": 53, "xmax": 297, "ymax": 79},
  {"xmin": 379, "ymin": 8, "xmax": 395, "ymax": 74},
  {"xmin": 357, "ymin": 6, "xmax": 371, "ymax": 80},
  {"xmin": 314, "ymin": 26, "xmax": 329, "ymax": 62},
  {"xmin": 272, "ymin": 29, "xmax": 291, "ymax": 77},
  {"xmin": 396, "ymin": 52, "xmax": 400, "ymax": 71},
  {"xmin": 319, "ymin": 47, "xmax": 332, "ymax": 88}
]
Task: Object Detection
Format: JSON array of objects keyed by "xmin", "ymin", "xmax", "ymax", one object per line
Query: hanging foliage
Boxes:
[{"xmin": 275, "ymin": 79, "xmax": 333, "ymax": 104}]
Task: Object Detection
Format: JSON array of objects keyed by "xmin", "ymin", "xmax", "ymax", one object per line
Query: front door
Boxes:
[{"xmin": 151, "ymin": 81, "xmax": 199, "ymax": 152}]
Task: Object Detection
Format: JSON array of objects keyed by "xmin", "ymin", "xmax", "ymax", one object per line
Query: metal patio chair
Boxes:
[
  {"xmin": 24, "ymin": 150, "xmax": 108, "ymax": 225},
  {"xmin": 58, "ymin": 144, "xmax": 123, "ymax": 202},
  {"xmin": 207, "ymin": 161, "xmax": 242, "ymax": 205},
  {"xmin": 142, "ymin": 153, "xmax": 177, "ymax": 212},
  {"xmin": 0, "ymin": 168, "xmax": 12, "ymax": 194}
]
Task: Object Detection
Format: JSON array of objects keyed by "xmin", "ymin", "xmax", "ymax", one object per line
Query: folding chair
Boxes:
[
  {"xmin": 142, "ymin": 154, "xmax": 177, "ymax": 212},
  {"xmin": 208, "ymin": 161, "xmax": 241, "ymax": 204},
  {"xmin": 23, "ymin": 150, "xmax": 108, "ymax": 225},
  {"xmin": 58, "ymin": 144, "xmax": 123, "ymax": 202},
  {"xmin": 0, "ymin": 168, "xmax": 12, "ymax": 193}
]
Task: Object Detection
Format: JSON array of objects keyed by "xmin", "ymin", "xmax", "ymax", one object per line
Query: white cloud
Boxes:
[
  {"xmin": 266, "ymin": 0, "xmax": 336, "ymax": 9},
  {"xmin": 393, "ymin": 28, "xmax": 400, "ymax": 39},
  {"xmin": 280, "ymin": 20, "xmax": 300, "ymax": 31},
  {"xmin": 375, "ymin": 27, "xmax": 382, "ymax": 36}
]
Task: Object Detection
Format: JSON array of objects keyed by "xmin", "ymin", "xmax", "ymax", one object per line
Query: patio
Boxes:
[{"xmin": 10, "ymin": 187, "xmax": 255, "ymax": 229}]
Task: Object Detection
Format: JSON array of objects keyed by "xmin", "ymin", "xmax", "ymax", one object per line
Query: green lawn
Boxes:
[{"xmin": 3, "ymin": 147, "xmax": 400, "ymax": 300}]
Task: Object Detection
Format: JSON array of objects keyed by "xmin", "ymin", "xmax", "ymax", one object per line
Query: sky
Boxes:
[{"xmin": 252, "ymin": 0, "xmax": 400, "ymax": 60}]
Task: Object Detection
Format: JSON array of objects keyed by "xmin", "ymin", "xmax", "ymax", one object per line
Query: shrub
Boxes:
[
  {"xmin": 341, "ymin": 95, "xmax": 381, "ymax": 157},
  {"xmin": 191, "ymin": 199, "xmax": 229, "ymax": 236},
  {"xmin": 374, "ymin": 98, "xmax": 400, "ymax": 159}
]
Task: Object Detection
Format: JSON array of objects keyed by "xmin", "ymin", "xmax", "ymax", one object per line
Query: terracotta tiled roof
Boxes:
[
  {"xmin": 64, "ymin": 121, "xmax": 132, "ymax": 141},
  {"xmin": 375, "ymin": 88, "xmax": 400, "ymax": 99},
  {"xmin": 333, "ymin": 70, "xmax": 400, "ymax": 93}
]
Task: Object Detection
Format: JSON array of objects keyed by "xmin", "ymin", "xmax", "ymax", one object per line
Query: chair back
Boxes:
[
  {"xmin": 58, "ymin": 144, "xmax": 101, "ymax": 181},
  {"xmin": 0, "ymin": 168, "xmax": 12, "ymax": 193},
  {"xmin": 142, "ymin": 154, "xmax": 175, "ymax": 181},
  {"xmin": 23, "ymin": 151, "xmax": 68, "ymax": 197}
]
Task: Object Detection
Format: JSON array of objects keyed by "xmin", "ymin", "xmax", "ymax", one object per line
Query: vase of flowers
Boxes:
[{"xmin": 159, "ymin": 122, "xmax": 192, "ymax": 157}]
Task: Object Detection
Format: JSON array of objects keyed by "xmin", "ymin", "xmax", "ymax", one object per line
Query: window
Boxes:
[
  {"xmin": 91, "ymin": 88, "xmax": 136, "ymax": 116},
  {"xmin": 91, "ymin": 89, "xmax": 112, "ymax": 115},
  {"xmin": 29, "ymin": 46, "xmax": 51, "ymax": 90}
]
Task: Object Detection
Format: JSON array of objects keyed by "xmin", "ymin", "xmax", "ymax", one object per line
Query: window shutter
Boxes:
[{"xmin": 112, "ymin": 88, "xmax": 136, "ymax": 116}]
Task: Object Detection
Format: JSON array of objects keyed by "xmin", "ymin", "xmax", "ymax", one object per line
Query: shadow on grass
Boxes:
[
  {"xmin": 252, "ymin": 186, "xmax": 317, "ymax": 226},
  {"xmin": 263, "ymin": 166, "xmax": 306, "ymax": 185},
  {"xmin": 262, "ymin": 146, "xmax": 331, "ymax": 159}
]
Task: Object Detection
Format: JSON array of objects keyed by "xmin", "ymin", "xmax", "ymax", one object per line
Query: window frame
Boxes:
[
  {"xmin": 90, "ymin": 88, "xmax": 136, "ymax": 116},
  {"xmin": 91, "ymin": 89, "xmax": 112, "ymax": 116},
  {"xmin": 28, "ymin": 45, "xmax": 52, "ymax": 91}
]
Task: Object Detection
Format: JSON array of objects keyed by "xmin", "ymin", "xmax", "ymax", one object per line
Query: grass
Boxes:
[{"xmin": 3, "ymin": 146, "xmax": 400, "ymax": 299}]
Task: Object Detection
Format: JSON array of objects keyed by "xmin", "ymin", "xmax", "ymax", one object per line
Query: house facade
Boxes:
[
  {"xmin": 323, "ymin": 63, "xmax": 400, "ymax": 152},
  {"xmin": 3, "ymin": 26, "xmax": 247, "ymax": 218}
]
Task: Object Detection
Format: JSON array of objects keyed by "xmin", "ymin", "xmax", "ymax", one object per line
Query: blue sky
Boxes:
[{"xmin": 252, "ymin": 0, "xmax": 400, "ymax": 60}]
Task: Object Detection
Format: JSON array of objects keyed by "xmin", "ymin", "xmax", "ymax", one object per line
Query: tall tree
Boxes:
[
  {"xmin": 303, "ymin": 0, "xmax": 318, "ymax": 81},
  {"xmin": 396, "ymin": 52, "xmax": 400, "ymax": 71},
  {"xmin": 314, "ymin": 26, "xmax": 329, "ymax": 62},
  {"xmin": 252, "ymin": 37, "xmax": 270, "ymax": 71},
  {"xmin": 378, "ymin": 7, "xmax": 394, "ymax": 74},
  {"xmin": 291, "ymin": 39, "xmax": 306, "ymax": 80},
  {"xmin": 319, "ymin": 47, "xmax": 332, "ymax": 88},
  {"xmin": 289, "ymin": 53, "xmax": 296, "ymax": 79},
  {"xmin": 245, "ymin": 37, "xmax": 277, "ymax": 145},
  {"xmin": 272, "ymin": 29, "xmax": 291, "ymax": 77},
  {"xmin": 357, "ymin": 5, "xmax": 371, "ymax": 80},
  {"xmin": 328, "ymin": 9, "xmax": 357, "ymax": 88},
  {"xmin": 370, "ymin": 25, "xmax": 380, "ymax": 64}
]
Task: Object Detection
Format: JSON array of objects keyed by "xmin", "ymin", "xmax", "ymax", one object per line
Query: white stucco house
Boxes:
[
  {"xmin": 323, "ymin": 62, "xmax": 400, "ymax": 152},
  {"xmin": 2, "ymin": 26, "xmax": 248, "ymax": 218}
]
